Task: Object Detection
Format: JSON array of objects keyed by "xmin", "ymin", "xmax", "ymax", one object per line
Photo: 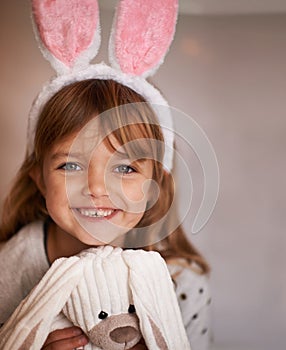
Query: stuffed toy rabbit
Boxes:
[{"xmin": 0, "ymin": 246, "xmax": 191, "ymax": 349}]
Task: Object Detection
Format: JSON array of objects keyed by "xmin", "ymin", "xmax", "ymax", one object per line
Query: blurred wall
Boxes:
[{"xmin": 0, "ymin": 1, "xmax": 286, "ymax": 350}]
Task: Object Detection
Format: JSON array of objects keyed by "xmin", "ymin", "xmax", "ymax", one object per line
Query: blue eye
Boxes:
[
  {"xmin": 59, "ymin": 162, "xmax": 82, "ymax": 171},
  {"xmin": 114, "ymin": 164, "xmax": 135, "ymax": 174}
]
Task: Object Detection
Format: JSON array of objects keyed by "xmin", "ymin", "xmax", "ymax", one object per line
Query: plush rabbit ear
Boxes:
[
  {"xmin": 62, "ymin": 246, "xmax": 130, "ymax": 331},
  {"xmin": 32, "ymin": 0, "xmax": 100, "ymax": 75},
  {"xmin": 109, "ymin": 0, "xmax": 178, "ymax": 77},
  {"xmin": 0, "ymin": 256, "xmax": 83, "ymax": 350},
  {"xmin": 123, "ymin": 250, "xmax": 191, "ymax": 350}
]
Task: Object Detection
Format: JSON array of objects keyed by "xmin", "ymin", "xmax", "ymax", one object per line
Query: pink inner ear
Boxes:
[
  {"xmin": 114, "ymin": 0, "xmax": 178, "ymax": 76},
  {"xmin": 33, "ymin": 0, "xmax": 99, "ymax": 67}
]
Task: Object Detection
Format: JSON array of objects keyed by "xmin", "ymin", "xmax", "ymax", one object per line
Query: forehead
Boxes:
[
  {"xmin": 47, "ymin": 130, "xmax": 115, "ymax": 157},
  {"xmin": 47, "ymin": 129, "xmax": 154, "ymax": 163},
  {"xmin": 48, "ymin": 116, "xmax": 158, "ymax": 152}
]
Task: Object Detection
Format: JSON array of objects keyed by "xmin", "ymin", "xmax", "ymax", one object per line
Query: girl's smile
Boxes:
[{"xmin": 75, "ymin": 207, "xmax": 118, "ymax": 219}]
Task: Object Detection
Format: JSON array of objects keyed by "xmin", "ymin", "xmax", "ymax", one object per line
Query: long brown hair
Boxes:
[{"xmin": 0, "ymin": 79, "xmax": 209, "ymax": 274}]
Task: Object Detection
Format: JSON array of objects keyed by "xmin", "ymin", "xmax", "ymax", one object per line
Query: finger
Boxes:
[
  {"xmin": 42, "ymin": 333, "xmax": 88, "ymax": 350},
  {"xmin": 43, "ymin": 327, "xmax": 84, "ymax": 346}
]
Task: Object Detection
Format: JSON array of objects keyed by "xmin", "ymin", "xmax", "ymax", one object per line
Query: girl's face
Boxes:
[{"xmin": 37, "ymin": 130, "xmax": 154, "ymax": 246}]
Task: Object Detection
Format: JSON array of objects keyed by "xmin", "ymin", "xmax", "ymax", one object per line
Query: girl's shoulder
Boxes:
[
  {"xmin": 0, "ymin": 221, "xmax": 45, "ymax": 256},
  {"xmin": 167, "ymin": 259, "xmax": 211, "ymax": 307},
  {"xmin": 0, "ymin": 221, "xmax": 49, "ymax": 324},
  {"xmin": 167, "ymin": 259, "xmax": 211, "ymax": 349},
  {"xmin": 0, "ymin": 220, "xmax": 49, "ymax": 284}
]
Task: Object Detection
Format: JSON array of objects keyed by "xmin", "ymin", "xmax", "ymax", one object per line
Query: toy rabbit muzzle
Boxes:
[{"xmin": 88, "ymin": 312, "xmax": 141, "ymax": 349}]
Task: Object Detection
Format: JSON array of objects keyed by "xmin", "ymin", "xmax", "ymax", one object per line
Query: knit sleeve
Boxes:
[
  {"xmin": 168, "ymin": 263, "xmax": 211, "ymax": 350},
  {"xmin": 0, "ymin": 222, "xmax": 49, "ymax": 324}
]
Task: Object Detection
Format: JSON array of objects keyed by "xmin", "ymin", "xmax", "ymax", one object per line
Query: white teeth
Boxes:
[{"xmin": 78, "ymin": 208, "xmax": 114, "ymax": 218}]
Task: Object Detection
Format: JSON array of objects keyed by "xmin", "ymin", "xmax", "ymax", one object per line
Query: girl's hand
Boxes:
[{"xmin": 42, "ymin": 326, "xmax": 89, "ymax": 349}]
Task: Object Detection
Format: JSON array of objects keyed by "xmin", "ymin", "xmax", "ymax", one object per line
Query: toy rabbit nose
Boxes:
[{"xmin": 110, "ymin": 326, "xmax": 140, "ymax": 343}]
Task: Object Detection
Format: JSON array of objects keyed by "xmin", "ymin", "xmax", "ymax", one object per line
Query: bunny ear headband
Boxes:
[{"xmin": 28, "ymin": 0, "xmax": 179, "ymax": 172}]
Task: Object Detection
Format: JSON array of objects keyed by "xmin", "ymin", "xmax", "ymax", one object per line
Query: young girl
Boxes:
[
  {"xmin": 0, "ymin": 78, "xmax": 210, "ymax": 350},
  {"xmin": 0, "ymin": 0, "xmax": 212, "ymax": 348}
]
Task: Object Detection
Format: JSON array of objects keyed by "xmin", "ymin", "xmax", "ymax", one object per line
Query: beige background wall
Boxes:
[{"xmin": 1, "ymin": 1, "xmax": 286, "ymax": 350}]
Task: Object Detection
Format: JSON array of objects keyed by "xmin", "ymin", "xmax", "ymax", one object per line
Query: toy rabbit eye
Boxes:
[
  {"xmin": 128, "ymin": 304, "xmax": 136, "ymax": 313},
  {"xmin": 98, "ymin": 311, "xmax": 108, "ymax": 319}
]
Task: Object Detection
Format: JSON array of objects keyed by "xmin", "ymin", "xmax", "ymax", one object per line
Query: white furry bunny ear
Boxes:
[
  {"xmin": 109, "ymin": 0, "xmax": 178, "ymax": 77},
  {"xmin": 123, "ymin": 250, "xmax": 191, "ymax": 350},
  {"xmin": 0, "ymin": 256, "xmax": 83, "ymax": 350},
  {"xmin": 32, "ymin": 0, "xmax": 101, "ymax": 75}
]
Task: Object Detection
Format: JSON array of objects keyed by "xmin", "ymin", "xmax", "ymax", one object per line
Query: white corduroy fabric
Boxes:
[{"xmin": 0, "ymin": 246, "xmax": 191, "ymax": 350}]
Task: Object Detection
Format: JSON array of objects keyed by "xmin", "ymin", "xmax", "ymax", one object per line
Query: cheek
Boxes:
[
  {"xmin": 123, "ymin": 178, "xmax": 157, "ymax": 204},
  {"xmin": 120, "ymin": 181, "xmax": 150, "ymax": 215},
  {"xmin": 123, "ymin": 212, "xmax": 145, "ymax": 229},
  {"xmin": 120, "ymin": 179, "xmax": 150, "ymax": 204},
  {"xmin": 43, "ymin": 178, "xmax": 68, "ymax": 208},
  {"xmin": 64, "ymin": 176, "xmax": 87, "ymax": 205},
  {"xmin": 123, "ymin": 184, "xmax": 145, "ymax": 201}
]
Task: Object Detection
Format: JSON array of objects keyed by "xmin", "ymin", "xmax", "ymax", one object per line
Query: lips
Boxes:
[{"xmin": 75, "ymin": 208, "xmax": 117, "ymax": 219}]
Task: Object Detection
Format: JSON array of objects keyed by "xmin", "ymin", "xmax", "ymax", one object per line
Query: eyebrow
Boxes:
[
  {"xmin": 114, "ymin": 150, "xmax": 151, "ymax": 162},
  {"xmin": 114, "ymin": 149, "xmax": 130, "ymax": 158},
  {"xmin": 51, "ymin": 150, "xmax": 130, "ymax": 160},
  {"xmin": 50, "ymin": 149, "xmax": 147, "ymax": 162}
]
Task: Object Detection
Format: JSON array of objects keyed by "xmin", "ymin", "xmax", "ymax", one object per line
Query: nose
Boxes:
[
  {"xmin": 110, "ymin": 326, "xmax": 140, "ymax": 344},
  {"xmin": 82, "ymin": 165, "xmax": 108, "ymax": 198}
]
